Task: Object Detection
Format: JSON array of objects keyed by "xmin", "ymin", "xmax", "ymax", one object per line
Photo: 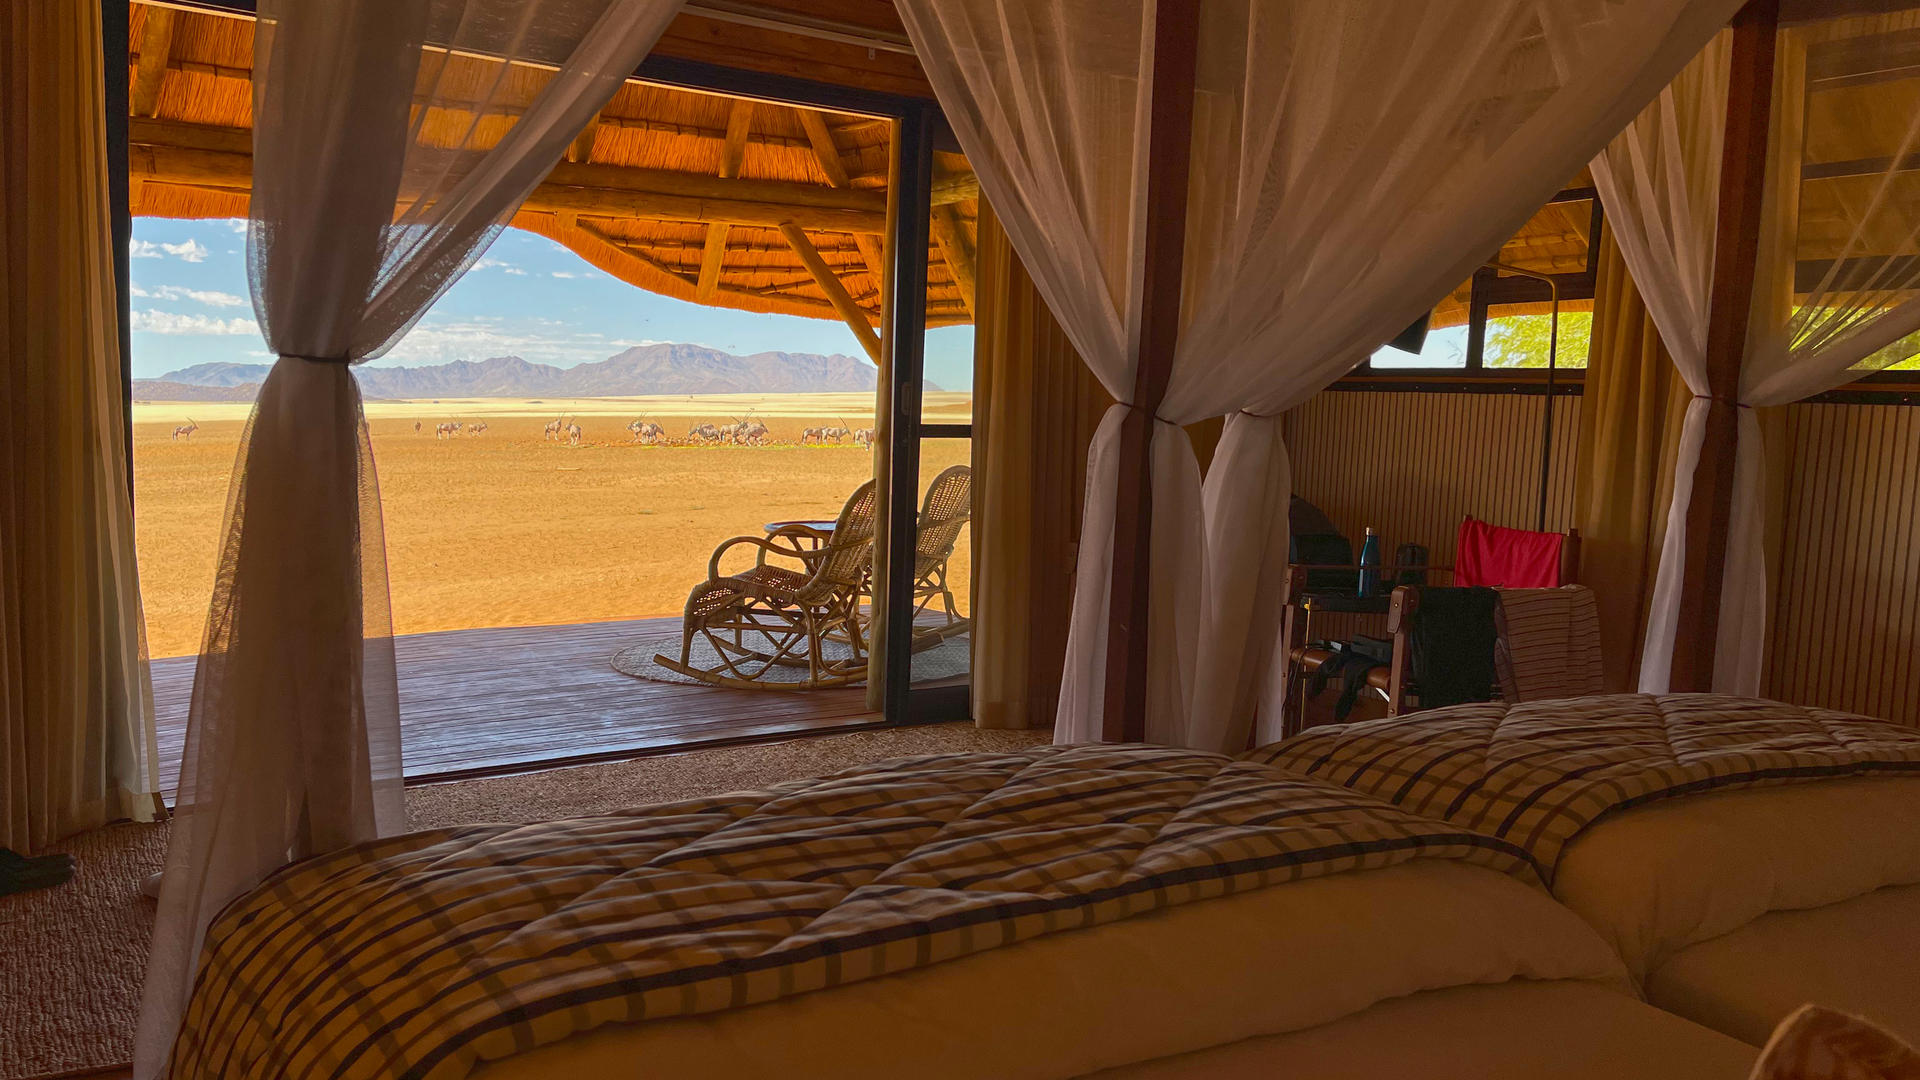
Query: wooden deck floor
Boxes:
[{"xmin": 149, "ymin": 616, "xmax": 883, "ymax": 795}]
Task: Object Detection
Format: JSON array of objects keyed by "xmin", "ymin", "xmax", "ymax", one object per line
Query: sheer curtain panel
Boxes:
[
  {"xmin": 135, "ymin": 0, "xmax": 685, "ymax": 1073},
  {"xmin": 903, "ymin": 0, "xmax": 1739, "ymax": 750},
  {"xmin": 1598, "ymin": 10, "xmax": 1920, "ymax": 694},
  {"xmin": 1, "ymin": 0, "xmax": 160, "ymax": 854}
]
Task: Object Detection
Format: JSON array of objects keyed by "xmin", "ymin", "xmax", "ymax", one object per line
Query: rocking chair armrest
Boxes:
[{"xmin": 708, "ymin": 534, "xmax": 817, "ymax": 579}]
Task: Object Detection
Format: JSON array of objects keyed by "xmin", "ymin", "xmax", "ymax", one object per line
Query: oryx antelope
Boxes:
[
  {"xmin": 801, "ymin": 426, "xmax": 825, "ymax": 444},
  {"xmin": 687, "ymin": 422, "xmax": 722, "ymax": 444},
  {"xmin": 414, "ymin": 420, "xmax": 423, "ymax": 435},
  {"xmin": 729, "ymin": 418, "xmax": 769, "ymax": 446},
  {"xmin": 629, "ymin": 419, "xmax": 666, "ymax": 444},
  {"xmin": 853, "ymin": 427, "xmax": 876, "ymax": 448},
  {"xmin": 467, "ymin": 421, "xmax": 489, "ymax": 437},
  {"xmin": 566, "ymin": 422, "xmax": 583, "ymax": 446},
  {"xmin": 820, "ymin": 425, "xmax": 851, "ymax": 444},
  {"xmin": 171, "ymin": 418, "xmax": 199, "ymax": 440},
  {"xmin": 435, "ymin": 421, "xmax": 460, "ymax": 439},
  {"xmin": 543, "ymin": 416, "xmax": 567, "ymax": 441}
]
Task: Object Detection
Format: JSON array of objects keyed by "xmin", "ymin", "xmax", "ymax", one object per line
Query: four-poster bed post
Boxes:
[
  {"xmin": 1669, "ymin": 0, "xmax": 1778, "ymax": 692},
  {"xmin": 1101, "ymin": 0, "xmax": 1201, "ymax": 743}
]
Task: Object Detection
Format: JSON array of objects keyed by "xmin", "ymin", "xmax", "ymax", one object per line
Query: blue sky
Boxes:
[{"xmin": 129, "ymin": 218, "xmax": 977, "ymax": 390}]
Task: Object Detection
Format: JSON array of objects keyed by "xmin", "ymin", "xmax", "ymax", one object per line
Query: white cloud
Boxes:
[
  {"xmin": 375, "ymin": 315, "xmax": 617, "ymax": 367},
  {"xmin": 129, "ymin": 238, "xmax": 209, "ymax": 263},
  {"xmin": 473, "ymin": 257, "xmax": 528, "ymax": 275},
  {"xmin": 550, "ymin": 270, "xmax": 582, "ymax": 279},
  {"xmin": 224, "ymin": 218, "xmax": 249, "ymax": 234},
  {"xmin": 131, "ymin": 284, "xmax": 247, "ymax": 308},
  {"xmin": 131, "ymin": 309, "xmax": 259, "ymax": 336}
]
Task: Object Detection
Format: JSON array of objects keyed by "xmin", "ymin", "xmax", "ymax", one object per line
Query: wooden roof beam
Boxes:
[
  {"xmin": 128, "ymin": 120, "xmax": 890, "ymax": 233},
  {"xmin": 781, "ymin": 222, "xmax": 880, "ymax": 362},
  {"xmin": 132, "ymin": 7, "xmax": 176, "ymax": 117}
]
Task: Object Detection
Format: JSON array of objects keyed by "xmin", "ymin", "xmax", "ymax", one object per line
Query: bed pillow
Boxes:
[{"xmin": 1750, "ymin": 1005, "xmax": 1920, "ymax": 1080}]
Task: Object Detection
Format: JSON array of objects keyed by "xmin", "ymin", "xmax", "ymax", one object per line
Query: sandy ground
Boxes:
[{"xmin": 132, "ymin": 393, "xmax": 973, "ymax": 659}]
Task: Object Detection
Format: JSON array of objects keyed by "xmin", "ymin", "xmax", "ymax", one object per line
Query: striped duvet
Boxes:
[
  {"xmin": 1247, "ymin": 693, "xmax": 1920, "ymax": 880},
  {"xmin": 166, "ymin": 745, "xmax": 1537, "ymax": 1080}
]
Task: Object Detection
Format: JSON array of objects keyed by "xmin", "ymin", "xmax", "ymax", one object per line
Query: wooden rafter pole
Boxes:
[
  {"xmin": 929, "ymin": 204, "xmax": 977, "ymax": 316},
  {"xmin": 131, "ymin": 6, "xmax": 175, "ymax": 117},
  {"xmin": 797, "ymin": 109, "xmax": 852, "ymax": 188},
  {"xmin": 1669, "ymin": 0, "xmax": 1779, "ymax": 692},
  {"xmin": 699, "ymin": 101, "xmax": 755, "ymax": 301},
  {"xmin": 564, "ymin": 110, "xmax": 601, "ymax": 164},
  {"xmin": 781, "ymin": 222, "xmax": 881, "ymax": 363},
  {"xmin": 1104, "ymin": 0, "xmax": 1200, "ymax": 743},
  {"xmin": 798, "ymin": 107, "xmax": 890, "ymax": 293}
]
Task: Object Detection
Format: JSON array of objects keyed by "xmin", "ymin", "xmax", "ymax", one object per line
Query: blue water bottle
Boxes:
[{"xmin": 1356, "ymin": 526, "xmax": 1382, "ymax": 598}]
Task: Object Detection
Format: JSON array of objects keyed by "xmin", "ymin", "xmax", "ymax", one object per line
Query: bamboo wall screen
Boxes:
[{"xmin": 1767, "ymin": 404, "xmax": 1920, "ymax": 727}]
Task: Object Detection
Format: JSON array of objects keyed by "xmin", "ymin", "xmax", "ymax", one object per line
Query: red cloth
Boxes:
[{"xmin": 1455, "ymin": 517, "xmax": 1564, "ymax": 588}]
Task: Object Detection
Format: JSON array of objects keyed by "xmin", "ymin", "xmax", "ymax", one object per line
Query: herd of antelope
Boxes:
[
  {"xmin": 387, "ymin": 412, "xmax": 882, "ymax": 449},
  {"xmin": 162, "ymin": 415, "xmax": 886, "ymax": 450}
]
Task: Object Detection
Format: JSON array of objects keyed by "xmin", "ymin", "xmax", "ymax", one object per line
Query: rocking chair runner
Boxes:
[{"xmin": 655, "ymin": 479, "xmax": 879, "ymax": 689}]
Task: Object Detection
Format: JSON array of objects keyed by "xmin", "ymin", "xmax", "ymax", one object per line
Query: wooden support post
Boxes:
[
  {"xmin": 929, "ymin": 204, "xmax": 977, "ymax": 316},
  {"xmin": 131, "ymin": 6, "xmax": 174, "ymax": 118},
  {"xmin": 1669, "ymin": 0, "xmax": 1778, "ymax": 692},
  {"xmin": 782, "ymin": 222, "xmax": 882, "ymax": 363},
  {"xmin": 1102, "ymin": 0, "xmax": 1200, "ymax": 743}
]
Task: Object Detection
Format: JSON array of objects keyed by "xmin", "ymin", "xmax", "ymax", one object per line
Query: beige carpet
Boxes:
[{"xmin": 0, "ymin": 722, "xmax": 1047, "ymax": 1080}]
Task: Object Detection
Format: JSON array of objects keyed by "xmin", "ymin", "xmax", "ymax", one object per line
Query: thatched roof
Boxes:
[{"xmin": 125, "ymin": 1, "xmax": 976, "ymax": 360}]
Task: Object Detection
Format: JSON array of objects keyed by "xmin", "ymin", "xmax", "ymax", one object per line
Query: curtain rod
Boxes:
[
  {"xmin": 682, "ymin": 1, "xmax": 918, "ymax": 56},
  {"xmin": 138, "ymin": 0, "xmax": 922, "ymax": 59}
]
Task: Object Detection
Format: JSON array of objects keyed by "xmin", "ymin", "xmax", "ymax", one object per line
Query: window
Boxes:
[{"xmin": 1359, "ymin": 190, "xmax": 1601, "ymax": 377}]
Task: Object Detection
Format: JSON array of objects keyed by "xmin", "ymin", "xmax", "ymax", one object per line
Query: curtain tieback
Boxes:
[
  {"xmin": 1692, "ymin": 394, "xmax": 1752, "ymax": 409},
  {"xmin": 281, "ymin": 353, "xmax": 355, "ymax": 365},
  {"xmin": 1122, "ymin": 401, "xmax": 1178, "ymax": 425}
]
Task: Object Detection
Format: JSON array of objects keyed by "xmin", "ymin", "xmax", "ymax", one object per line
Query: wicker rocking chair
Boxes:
[
  {"xmin": 910, "ymin": 465, "xmax": 972, "ymax": 646},
  {"xmin": 655, "ymin": 479, "xmax": 879, "ymax": 689}
]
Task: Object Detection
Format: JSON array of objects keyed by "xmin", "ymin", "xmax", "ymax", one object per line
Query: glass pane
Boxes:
[
  {"xmin": 1483, "ymin": 302, "xmax": 1593, "ymax": 370},
  {"xmin": 909, "ymin": 437, "xmax": 973, "ymax": 685},
  {"xmin": 1369, "ymin": 320, "xmax": 1469, "ymax": 369},
  {"xmin": 1492, "ymin": 198, "xmax": 1594, "ymax": 277},
  {"xmin": 924, "ymin": 149, "xmax": 977, "ymax": 421}
]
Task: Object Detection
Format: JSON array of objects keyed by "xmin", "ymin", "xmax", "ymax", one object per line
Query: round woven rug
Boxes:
[{"xmin": 611, "ymin": 627, "xmax": 970, "ymax": 688}]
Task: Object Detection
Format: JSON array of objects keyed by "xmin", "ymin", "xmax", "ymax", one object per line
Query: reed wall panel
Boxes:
[
  {"xmin": 1283, "ymin": 391, "xmax": 1583, "ymax": 568},
  {"xmin": 1767, "ymin": 403, "xmax": 1920, "ymax": 727}
]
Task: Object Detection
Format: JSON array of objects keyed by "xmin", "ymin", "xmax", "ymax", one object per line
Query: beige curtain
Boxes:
[
  {"xmin": 1575, "ymin": 229, "xmax": 1692, "ymax": 692},
  {"xmin": 1, "ymin": 0, "xmax": 160, "ymax": 854},
  {"xmin": 971, "ymin": 202, "xmax": 1108, "ymax": 730}
]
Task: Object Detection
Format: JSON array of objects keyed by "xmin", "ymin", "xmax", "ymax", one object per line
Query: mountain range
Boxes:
[{"xmin": 134, "ymin": 343, "xmax": 928, "ymax": 401}]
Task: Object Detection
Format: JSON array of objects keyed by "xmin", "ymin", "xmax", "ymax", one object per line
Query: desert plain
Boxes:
[{"xmin": 132, "ymin": 392, "xmax": 973, "ymax": 659}]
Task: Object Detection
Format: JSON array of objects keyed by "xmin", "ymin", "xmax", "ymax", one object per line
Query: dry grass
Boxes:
[{"xmin": 132, "ymin": 393, "xmax": 972, "ymax": 659}]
